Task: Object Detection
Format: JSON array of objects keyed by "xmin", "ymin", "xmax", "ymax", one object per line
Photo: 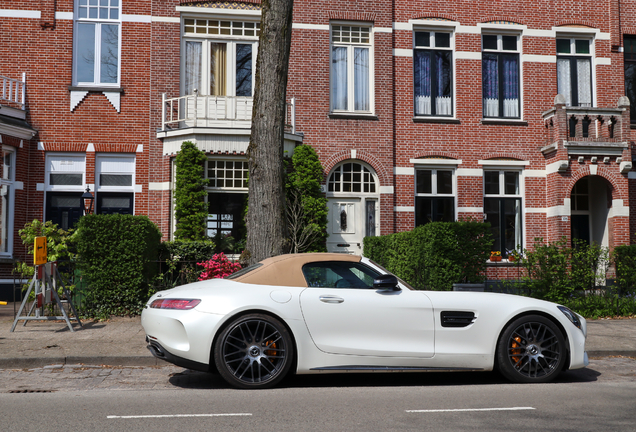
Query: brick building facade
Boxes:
[{"xmin": 2, "ymin": 0, "xmax": 636, "ymax": 292}]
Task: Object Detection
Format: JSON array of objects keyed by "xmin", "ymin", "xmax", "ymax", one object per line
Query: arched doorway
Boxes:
[
  {"xmin": 326, "ymin": 161, "xmax": 380, "ymax": 254},
  {"xmin": 570, "ymin": 176, "xmax": 612, "ymax": 247}
]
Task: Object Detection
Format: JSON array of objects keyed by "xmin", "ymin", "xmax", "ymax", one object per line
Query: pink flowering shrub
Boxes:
[{"xmin": 198, "ymin": 252, "xmax": 242, "ymax": 280}]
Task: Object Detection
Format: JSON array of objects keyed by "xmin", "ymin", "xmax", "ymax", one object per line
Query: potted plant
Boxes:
[
  {"xmin": 490, "ymin": 251, "xmax": 502, "ymax": 262},
  {"xmin": 507, "ymin": 249, "xmax": 521, "ymax": 262}
]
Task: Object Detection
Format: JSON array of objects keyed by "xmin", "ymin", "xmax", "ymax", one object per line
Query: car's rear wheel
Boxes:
[
  {"xmin": 214, "ymin": 314, "xmax": 294, "ymax": 389},
  {"xmin": 497, "ymin": 315, "xmax": 567, "ymax": 383}
]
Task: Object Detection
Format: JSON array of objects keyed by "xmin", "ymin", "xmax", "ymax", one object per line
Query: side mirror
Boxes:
[{"xmin": 373, "ymin": 274, "xmax": 400, "ymax": 291}]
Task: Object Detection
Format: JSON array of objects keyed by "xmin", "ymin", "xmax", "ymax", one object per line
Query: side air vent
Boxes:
[{"xmin": 441, "ymin": 311, "xmax": 476, "ymax": 328}]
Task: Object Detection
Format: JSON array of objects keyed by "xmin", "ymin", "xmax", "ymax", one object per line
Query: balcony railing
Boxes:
[
  {"xmin": 161, "ymin": 91, "xmax": 296, "ymax": 134},
  {"xmin": 1, "ymin": 73, "xmax": 26, "ymax": 110},
  {"xmin": 542, "ymin": 96, "xmax": 630, "ymax": 151}
]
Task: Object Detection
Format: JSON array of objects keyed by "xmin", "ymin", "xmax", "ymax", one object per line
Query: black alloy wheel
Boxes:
[
  {"xmin": 497, "ymin": 315, "xmax": 567, "ymax": 383},
  {"xmin": 214, "ymin": 314, "xmax": 294, "ymax": 389}
]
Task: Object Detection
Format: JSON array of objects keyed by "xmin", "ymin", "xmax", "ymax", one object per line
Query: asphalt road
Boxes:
[{"xmin": 1, "ymin": 357, "xmax": 635, "ymax": 432}]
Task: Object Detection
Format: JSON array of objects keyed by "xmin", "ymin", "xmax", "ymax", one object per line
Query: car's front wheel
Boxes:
[
  {"xmin": 497, "ymin": 315, "xmax": 567, "ymax": 383},
  {"xmin": 214, "ymin": 313, "xmax": 294, "ymax": 389}
]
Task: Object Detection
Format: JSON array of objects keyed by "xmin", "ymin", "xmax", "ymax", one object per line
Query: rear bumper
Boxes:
[{"xmin": 146, "ymin": 337, "xmax": 210, "ymax": 372}]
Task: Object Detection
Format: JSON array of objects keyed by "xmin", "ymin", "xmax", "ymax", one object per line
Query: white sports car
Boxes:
[{"xmin": 141, "ymin": 253, "xmax": 588, "ymax": 389}]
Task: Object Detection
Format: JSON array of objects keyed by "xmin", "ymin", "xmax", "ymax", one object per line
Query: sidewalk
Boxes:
[{"xmin": 0, "ymin": 302, "xmax": 635, "ymax": 369}]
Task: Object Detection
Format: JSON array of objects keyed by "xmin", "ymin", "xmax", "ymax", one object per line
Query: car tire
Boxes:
[
  {"xmin": 214, "ymin": 313, "xmax": 294, "ymax": 389},
  {"xmin": 497, "ymin": 314, "xmax": 567, "ymax": 383}
]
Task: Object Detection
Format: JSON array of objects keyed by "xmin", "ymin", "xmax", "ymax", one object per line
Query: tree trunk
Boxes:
[{"xmin": 245, "ymin": 0, "xmax": 294, "ymax": 264}]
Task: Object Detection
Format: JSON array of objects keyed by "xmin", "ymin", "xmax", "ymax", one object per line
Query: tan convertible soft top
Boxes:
[{"xmin": 232, "ymin": 253, "xmax": 361, "ymax": 287}]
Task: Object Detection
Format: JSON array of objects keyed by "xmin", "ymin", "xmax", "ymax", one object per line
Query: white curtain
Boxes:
[
  {"xmin": 331, "ymin": 47, "xmax": 348, "ymax": 110},
  {"xmin": 354, "ymin": 47, "xmax": 369, "ymax": 111},
  {"xmin": 416, "ymin": 96, "xmax": 431, "ymax": 115},
  {"xmin": 577, "ymin": 59, "xmax": 592, "ymax": 107},
  {"xmin": 503, "ymin": 99, "xmax": 518, "ymax": 118},
  {"xmin": 557, "ymin": 58, "xmax": 572, "ymax": 106},
  {"xmin": 435, "ymin": 96, "xmax": 452, "ymax": 115},
  {"xmin": 484, "ymin": 98, "xmax": 499, "ymax": 117},
  {"xmin": 185, "ymin": 41, "xmax": 202, "ymax": 95}
]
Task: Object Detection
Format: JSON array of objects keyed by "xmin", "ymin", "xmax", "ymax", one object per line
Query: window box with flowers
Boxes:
[{"xmin": 490, "ymin": 251, "xmax": 502, "ymax": 262}]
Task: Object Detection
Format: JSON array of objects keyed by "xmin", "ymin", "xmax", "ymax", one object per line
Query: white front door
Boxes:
[{"xmin": 327, "ymin": 198, "xmax": 363, "ymax": 254}]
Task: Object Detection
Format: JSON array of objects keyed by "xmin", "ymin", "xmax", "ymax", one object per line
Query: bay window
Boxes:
[
  {"xmin": 557, "ymin": 38, "xmax": 592, "ymax": 107},
  {"xmin": 482, "ymin": 34, "xmax": 520, "ymax": 119},
  {"xmin": 330, "ymin": 24, "xmax": 372, "ymax": 113},
  {"xmin": 414, "ymin": 31, "xmax": 453, "ymax": 116},
  {"xmin": 183, "ymin": 19, "xmax": 259, "ymax": 97},
  {"xmin": 484, "ymin": 170, "xmax": 522, "ymax": 258}
]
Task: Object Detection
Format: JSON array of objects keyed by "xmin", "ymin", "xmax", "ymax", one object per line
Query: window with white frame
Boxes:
[
  {"xmin": 327, "ymin": 162, "xmax": 376, "ymax": 193},
  {"xmin": 46, "ymin": 155, "xmax": 86, "ymax": 190},
  {"xmin": 0, "ymin": 148, "xmax": 15, "ymax": 255},
  {"xmin": 95, "ymin": 155, "xmax": 135, "ymax": 215},
  {"xmin": 484, "ymin": 170, "xmax": 522, "ymax": 258},
  {"xmin": 413, "ymin": 30, "xmax": 453, "ymax": 116},
  {"xmin": 183, "ymin": 19, "xmax": 259, "ymax": 97},
  {"xmin": 414, "ymin": 168, "xmax": 455, "ymax": 225},
  {"xmin": 557, "ymin": 38, "xmax": 593, "ymax": 107},
  {"xmin": 482, "ymin": 34, "xmax": 520, "ymax": 119},
  {"xmin": 330, "ymin": 24, "xmax": 372, "ymax": 113},
  {"xmin": 206, "ymin": 159, "xmax": 248, "ymax": 246},
  {"xmin": 73, "ymin": 0, "xmax": 121, "ymax": 86},
  {"xmin": 45, "ymin": 154, "xmax": 86, "ymax": 230}
]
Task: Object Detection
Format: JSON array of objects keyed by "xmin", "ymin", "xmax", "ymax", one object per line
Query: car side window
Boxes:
[{"xmin": 302, "ymin": 262, "xmax": 380, "ymax": 289}]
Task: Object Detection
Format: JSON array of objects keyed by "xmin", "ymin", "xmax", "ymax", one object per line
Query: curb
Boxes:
[
  {"xmin": 586, "ymin": 350, "xmax": 636, "ymax": 359},
  {"xmin": 0, "ymin": 356, "xmax": 165, "ymax": 370}
]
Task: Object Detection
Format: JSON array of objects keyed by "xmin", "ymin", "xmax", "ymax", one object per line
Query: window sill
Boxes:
[
  {"xmin": 488, "ymin": 259, "xmax": 520, "ymax": 265},
  {"xmin": 413, "ymin": 117, "xmax": 461, "ymax": 124},
  {"xmin": 68, "ymin": 86, "xmax": 124, "ymax": 93},
  {"xmin": 481, "ymin": 119, "xmax": 528, "ymax": 126},
  {"xmin": 329, "ymin": 113, "xmax": 378, "ymax": 121}
]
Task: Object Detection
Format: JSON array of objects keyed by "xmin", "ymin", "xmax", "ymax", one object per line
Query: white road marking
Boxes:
[
  {"xmin": 107, "ymin": 413, "xmax": 252, "ymax": 419},
  {"xmin": 406, "ymin": 407, "xmax": 536, "ymax": 413}
]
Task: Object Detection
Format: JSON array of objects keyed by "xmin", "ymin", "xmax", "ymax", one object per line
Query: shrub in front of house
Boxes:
[
  {"xmin": 364, "ymin": 221, "xmax": 492, "ymax": 290},
  {"xmin": 75, "ymin": 214, "xmax": 162, "ymax": 318}
]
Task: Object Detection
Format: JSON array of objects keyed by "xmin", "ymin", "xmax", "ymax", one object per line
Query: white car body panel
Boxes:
[
  {"xmin": 141, "ymin": 254, "xmax": 587, "ymax": 383},
  {"xmin": 299, "ymin": 288, "xmax": 435, "ymax": 357}
]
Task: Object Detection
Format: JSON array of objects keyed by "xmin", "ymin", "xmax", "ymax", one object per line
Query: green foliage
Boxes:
[
  {"xmin": 15, "ymin": 219, "xmax": 77, "ymax": 294},
  {"xmin": 285, "ymin": 145, "xmax": 328, "ymax": 252},
  {"xmin": 561, "ymin": 289, "xmax": 636, "ymax": 319},
  {"xmin": 521, "ymin": 238, "xmax": 572, "ymax": 303},
  {"xmin": 155, "ymin": 240, "xmax": 216, "ymax": 289},
  {"xmin": 174, "ymin": 141, "xmax": 209, "ymax": 241},
  {"xmin": 18, "ymin": 219, "xmax": 76, "ymax": 262},
  {"xmin": 520, "ymin": 238, "xmax": 609, "ymax": 304},
  {"xmin": 364, "ymin": 221, "xmax": 492, "ymax": 290},
  {"xmin": 75, "ymin": 214, "xmax": 162, "ymax": 318},
  {"xmin": 613, "ymin": 244, "xmax": 636, "ymax": 296}
]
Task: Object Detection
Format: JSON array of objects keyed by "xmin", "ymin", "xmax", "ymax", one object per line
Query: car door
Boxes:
[{"xmin": 299, "ymin": 261, "xmax": 435, "ymax": 358}]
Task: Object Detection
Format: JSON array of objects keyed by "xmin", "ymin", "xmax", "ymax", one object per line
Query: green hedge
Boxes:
[
  {"xmin": 75, "ymin": 214, "xmax": 162, "ymax": 318},
  {"xmin": 613, "ymin": 244, "xmax": 636, "ymax": 296},
  {"xmin": 364, "ymin": 221, "xmax": 492, "ymax": 290}
]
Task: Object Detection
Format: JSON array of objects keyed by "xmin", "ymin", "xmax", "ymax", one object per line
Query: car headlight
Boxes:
[
  {"xmin": 149, "ymin": 299, "xmax": 201, "ymax": 310},
  {"xmin": 557, "ymin": 305, "xmax": 581, "ymax": 330}
]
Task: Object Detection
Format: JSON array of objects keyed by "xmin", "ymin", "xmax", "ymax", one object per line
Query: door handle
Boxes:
[{"xmin": 319, "ymin": 295, "xmax": 344, "ymax": 304}]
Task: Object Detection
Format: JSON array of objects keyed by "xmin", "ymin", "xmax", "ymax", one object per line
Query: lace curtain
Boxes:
[
  {"xmin": 331, "ymin": 47, "xmax": 348, "ymax": 111},
  {"xmin": 185, "ymin": 41, "xmax": 202, "ymax": 95},
  {"xmin": 354, "ymin": 48, "xmax": 369, "ymax": 111}
]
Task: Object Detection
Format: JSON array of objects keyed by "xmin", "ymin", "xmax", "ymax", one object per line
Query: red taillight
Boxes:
[{"xmin": 150, "ymin": 299, "xmax": 201, "ymax": 310}]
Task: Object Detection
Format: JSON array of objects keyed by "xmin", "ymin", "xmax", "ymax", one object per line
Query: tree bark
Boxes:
[{"xmin": 245, "ymin": 0, "xmax": 294, "ymax": 264}]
